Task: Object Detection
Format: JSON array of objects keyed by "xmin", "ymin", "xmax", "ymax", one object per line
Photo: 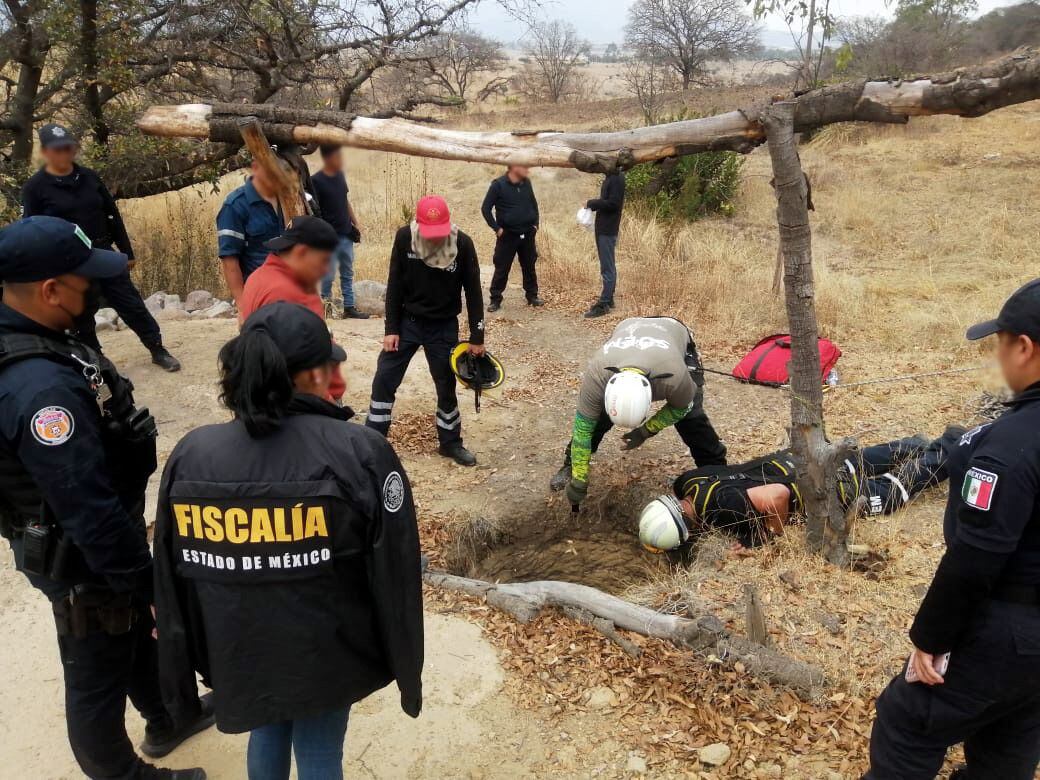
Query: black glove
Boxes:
[
  {"xmin": 622, "ymin": 425, "xmax": 654, "ymax": 451},
  {"xmin": 566, "ymin": 478, "xmax": 588, "ymax": 506}
]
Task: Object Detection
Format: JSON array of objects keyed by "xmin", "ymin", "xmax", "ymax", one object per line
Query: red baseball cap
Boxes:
[{"xmin": 415, "ymin": 195, "xmax": 452, "ymax": 239}]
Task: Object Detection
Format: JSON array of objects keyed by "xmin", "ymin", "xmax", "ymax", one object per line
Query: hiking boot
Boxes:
[
  {"xmin": 487, "ymin": 301, "xmax": 501, "ymax": 313},
  {"xmin": 135, "ymin": 762, "xmax": 207, "ymax": 780},
  {"xmin": 527, "ymin": 296, "xmax": 545, "ymax": 307},
  {"xmin": 343, "ymin": 305, "xmax": 370, "ymax": 320},
  {"xmin": 140, "ymin": 693, "xmax": 215, "ymax": 759},
  {"xmin": 438, "ymin": 443, "xmax": 477, "ymax": 467},
  {"xmin": 549, "ymin": 464, "xmax": 570, "ymax": 492},
  {"xmin": 584, "ymin": 301, "xmax": 611, "ymax": 319},
  {"xmin": 149, "ymin": 345, "xmax": 181, "ymax": 372}
]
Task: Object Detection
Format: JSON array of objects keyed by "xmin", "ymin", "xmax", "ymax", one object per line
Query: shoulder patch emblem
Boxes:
[
  {"xmin": 31, "ymin": 406, "xmax": 75, "ymax": 446},
  {"xmin": 962, "ymin": 467, "xmax": 998, "ymax": 511},
  {"xmin": 383, "ymin": 471, "xmax": 405, "ymax": 513}
]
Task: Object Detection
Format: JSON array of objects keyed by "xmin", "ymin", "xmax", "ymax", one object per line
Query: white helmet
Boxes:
[
  {"xmin": 638, "ymin": 495, "xmax": 689, "ymax": 553},
  {"xmin": 604, "ymin": 370, "xmax": 652, "ymax": 429}
]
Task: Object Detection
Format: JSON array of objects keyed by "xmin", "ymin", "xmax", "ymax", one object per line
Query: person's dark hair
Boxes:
[
  {"xmin": 218, "ymin": 329, "xmax": 294, "ymax": 437},
  {"xmin": 319, "ymin": 144, "xmax": 341, "ymax": 158}
]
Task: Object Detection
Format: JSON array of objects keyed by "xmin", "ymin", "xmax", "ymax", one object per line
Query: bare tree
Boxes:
[
  {"xmin": 412, "ymin": 28, "xmax": 509, "ymax": 104},
  {"xmin": 625, "ymin": 0, "xmax": 760, "ymax": 90},
  {"xmin": 621, "ymin": 57, "xmax": 677, "ymax": 124},
  {"xmin": 519, "ymin": 20, "xmax": 589, "ymax": 103},
  {"xmin": 0, "ymin": 0, "xmax": 525, "ymax": 205}
]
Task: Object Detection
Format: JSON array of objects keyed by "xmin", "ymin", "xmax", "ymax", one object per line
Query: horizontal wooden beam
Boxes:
[{"xmin": 137, "ymin": 48, "xmax": 1040, "ymax": 173}]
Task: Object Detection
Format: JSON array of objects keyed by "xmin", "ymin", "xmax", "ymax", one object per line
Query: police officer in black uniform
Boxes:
[
  {"xmin": 866, "ymin": 278, "xmax": 1040, "ymax": 779},
  {"xmin": 0, "ymin": 216, "xmax": 212, "ymax": 779}
]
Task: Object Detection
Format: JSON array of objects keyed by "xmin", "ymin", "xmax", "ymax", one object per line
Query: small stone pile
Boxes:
[{"xmin": 94, "ymin": 290, "xmax": 236, "ymax": 331}]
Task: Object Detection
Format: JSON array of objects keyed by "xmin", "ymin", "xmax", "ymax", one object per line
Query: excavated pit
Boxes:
[{"xmin": 447, "ymin": 479, "xmax": 675, "ymax": 594}]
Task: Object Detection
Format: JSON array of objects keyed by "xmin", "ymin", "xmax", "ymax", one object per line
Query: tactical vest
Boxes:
[{"xmin": 0, "ymin": 332, "xmax": 156, "ymax": 541}]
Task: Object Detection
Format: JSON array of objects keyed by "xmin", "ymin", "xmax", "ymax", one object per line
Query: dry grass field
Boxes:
[{"xmin": 97, "ymin": 91, "xmax": 1040, "ymax": 777}]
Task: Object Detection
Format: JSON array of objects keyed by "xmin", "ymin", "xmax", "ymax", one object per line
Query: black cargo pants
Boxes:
[
  {"xmin": 489, "ymin": 230, "xmax": 538, "ymax": 304},
  {"xmin": 75, "ymin": 270, "xmax": 163, "ymax": 352},
  {"xmin": 366, "ymin": 315, "xmax": 463, "ymax": 447},
  {"xmin": 56, "ymin": 601, "xmax": 170, "ymax": 779},
  {"xmin": 865, "ymin": 600, "xmax": 1040, "ymax": 779}
]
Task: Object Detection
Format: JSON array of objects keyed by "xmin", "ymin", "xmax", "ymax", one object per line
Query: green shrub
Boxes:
[{"xmin": 624, "ymin": 112, "xmax": 743, "ymax": 221}]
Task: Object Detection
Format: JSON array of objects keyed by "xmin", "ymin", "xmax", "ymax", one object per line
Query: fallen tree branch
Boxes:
[
  {"xmin": 425, "ymin": 570, "xmax": 826, "ymax": 697},
  {"xmin": 138, "ymin": 48, "xmax": 1040, "ymax": 173}
]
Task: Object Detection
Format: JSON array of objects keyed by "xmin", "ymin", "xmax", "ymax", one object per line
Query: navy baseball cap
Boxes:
[
  {"xmin": 38, "ymin": 123, "xmax": 78, "ymax": 149},
  {"xmin": 967, "ymin": 278, "xmax": 1040, "ymax": 342},
  {"xmin": 264, "ymin": 215, "xmax": 339, "ymax": 252},
  {"xmin": 0, "ymin": 216, "xmax": 127, "ymax": 283},
  {"xmin": 241, "ymin": 302, "xmax": 346, "ymax": 373}
]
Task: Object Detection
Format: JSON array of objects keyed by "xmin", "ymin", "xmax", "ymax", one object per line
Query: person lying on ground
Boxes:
[
  {"xmin": 638, "ymin": 429, "xmax": 963, "ymax": 553},
  {"xmin": 152, "ymin": 302, "xmax": 422, "ymax": 780},
  {"xmin": 238, "ymin": 215, "xmax": 346, "ymax": 402},
  {"xmin": 365, "ymin": 195, "xmax": 486, "ymax": 467},
  {"xmin": 549, "ymin": 316, "xmax": 727, "ymax": 506}
]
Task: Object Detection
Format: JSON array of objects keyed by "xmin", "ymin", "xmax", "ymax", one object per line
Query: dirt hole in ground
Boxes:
[{"xmin": 446, "ymin": 477, "xmax": 675, "ymax": 594}]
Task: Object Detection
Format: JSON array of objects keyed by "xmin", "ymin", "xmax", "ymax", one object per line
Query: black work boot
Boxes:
[
  {"xmin": 487, "ymin": 301, "xmax": 502, "ymax": 313},
  {"xmin": 135, "ymin": 762, "xmax": 207, "ymax": 779},
  {"xmin": 439, "ymin": 442, "xmax": 477, "ymax": 467},
  {"xmin": 149, "ymin": 344, "xmax": 181, "ymax": 372},
  {"xmin": 527, "ymin": 296, "xmax": 545, "ymax": 307},
  {"xmin": 140, "ymin": 693, "xmax": 215, "ymax": 759},
  {"xmin": 584, "ymin": 301, "xmax": 610, "ymax": 319},
  {"xmin": 343, "ymin": 305, "xmax": 370, "ymax": 320}
]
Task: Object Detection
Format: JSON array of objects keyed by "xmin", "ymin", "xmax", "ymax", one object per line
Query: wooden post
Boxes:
[
  {"xmin": 762, "ymin": 101, "xmax": 853, "ymax": 566},
  {"xmin": 236, "ymin": 117, "xmax": 306, "ymax": 225}
]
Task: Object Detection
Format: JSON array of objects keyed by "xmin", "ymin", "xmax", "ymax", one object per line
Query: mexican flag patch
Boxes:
[{"xmin": 962, "ymin": 468, "xmax": 998, "ymax": 511}]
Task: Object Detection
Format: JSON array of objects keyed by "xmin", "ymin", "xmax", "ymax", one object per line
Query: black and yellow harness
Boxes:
[{"xmin": 674, "ymin": 450, "xmax": 863, "ymax": 523}]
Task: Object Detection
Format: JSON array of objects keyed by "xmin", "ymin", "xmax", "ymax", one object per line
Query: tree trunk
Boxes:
[
  {"xmin": 801, "ymin": 0, "xmax": 817, "ymax": 90},
  {"xmin": 236, "ymin": 118, "xmax": 306, "ymax": 224},
  {"xmin": 138, "ymin": 48, "xmax": 1040, "ymax": 173},
  {"xmin": 761, "ymin": 101, "xmax": 851, "ymax": 566},
  {"xmin": 79, "ymin": 0, "xmax": 109, "ymax": 148},
  {"xmin": 425, "ymin": 570, "xmax": 826, "ymax": 696}
]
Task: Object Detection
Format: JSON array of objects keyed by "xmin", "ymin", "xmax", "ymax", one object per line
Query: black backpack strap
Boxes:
[{"xmin": 747, "ymin": 338, "xmax": 789, "ymax": 386}]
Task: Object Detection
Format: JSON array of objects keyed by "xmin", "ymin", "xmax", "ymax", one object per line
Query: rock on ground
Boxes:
[
  {"xmin": 197, "ymin": 300, "xmax": 234, "ymax": 319},
  {"xmin": 698, "ymin": 743, "xmax": 732, "ymax": 767},
  {"xmin": 185, "ymin": 290, "xmax": 214, "ymax": 312},
  {"xmin": 585, "ymin": 686, "xmax": 617, "ymax": 711},
  {"xmin": 353, "ymin": 280, "xmax": 387, "ymax": 316},
  {"xmin": 625, "ymin": 753, "xmax": 648, "ymax": 774}
]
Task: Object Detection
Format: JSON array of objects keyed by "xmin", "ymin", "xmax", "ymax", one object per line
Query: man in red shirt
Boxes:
[{"xmin": 239, "ymin": 216, "xmax": 346, "ymax": 401}]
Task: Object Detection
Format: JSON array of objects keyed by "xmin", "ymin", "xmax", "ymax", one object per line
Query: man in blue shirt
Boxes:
[{"xmin": 216, "ymin": 161, "xmax": 284, "ymax": 306}]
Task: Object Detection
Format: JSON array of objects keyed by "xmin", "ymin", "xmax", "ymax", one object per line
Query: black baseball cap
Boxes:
[
  {"xmin": 38, "ymin": 123, "xmax": 78, "ymax": 149},
  {"xmin": 967, "ymin": 278, "xmax": 1040, "ymax": 342},
  {"xmin": 241, "ymin": 302, "xmax": 346, "ymax": 373},
  {"xmin": 264, "ymin": 216, "xmax": 339, "ymax": 252},
  {"xmin": 0, "ymin": 216, "xmax": 127, "ymax": 283}
]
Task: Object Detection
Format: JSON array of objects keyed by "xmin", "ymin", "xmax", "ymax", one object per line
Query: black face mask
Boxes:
[
  {"xmin": 55, "ymin": 278, "xmax": 100, "ymax": 329},
  {"xmin": 81, "ymin": 281, "xmax": 102, "ymax": 319}
]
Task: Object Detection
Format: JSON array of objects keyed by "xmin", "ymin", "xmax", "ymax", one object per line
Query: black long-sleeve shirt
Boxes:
[
  {"xmin": 587, "ymin": 172, "xmax": 625, "ymax": 236},
  {"xmin": 21, "ymin": 164, "xmax": 135, "ymax": 258},
  {"xmin": 480, "ymin": 174, "xmax": 539, "ymax": 234},
  {"xmin": 384, "ymin": 226, "xmax": 485, "ymax": 344}
]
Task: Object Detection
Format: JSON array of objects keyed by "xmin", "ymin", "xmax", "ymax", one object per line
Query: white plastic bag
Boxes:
[{"xmin": 576, "ymin": 207, "xmax": 595, "ymax": 231}]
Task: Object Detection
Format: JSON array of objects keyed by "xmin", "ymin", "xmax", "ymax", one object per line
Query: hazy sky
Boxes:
[{"xmin": 470, "ymin": 0, "xmax": 1023, "ymax": 46}]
